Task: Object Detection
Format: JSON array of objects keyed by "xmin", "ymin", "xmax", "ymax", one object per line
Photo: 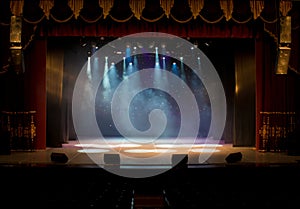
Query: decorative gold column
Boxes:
[{"xmin": 9, "ymin": 15, "xmax": 23, "ymax": 74}]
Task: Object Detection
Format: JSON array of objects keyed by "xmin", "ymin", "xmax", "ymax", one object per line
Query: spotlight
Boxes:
[
  {"xmin": 149, "ymin": 42, "xmax": 155, "ymax": 48},
  {"xmin": 91, "ymin": 41, "xmax": 96, "ymax": 48},
  {"xmin": 137, "ymin": 42, "xmax": 143, "ymax": 48},
  {"xmin": 171, "ymin": 154, "xmax": 188, "ymax": 169},
  {"xmin": 194, "ymin": 41, "xmax": 198, "ymax": 48},
  {"xmin": 176, "ymin": 42, "xmax": 183, "ymax": 48},
  {"xmin": 108, "ymin": 42, "xmax": 116, "ymax": 48},
  {"xmin": 50, "ymin": 152, "xmax": 68, "ymax": 163},
  {"xmin": 103, "ymin": 154, "xmax": 120, "ymax": 170},
  {"xmin": 104, "ymin": 154, "xmax": 120, "ymax": 165},
  {"xmin": 133, "ymin": 46, "xmax": 137, "ymax": 51},
  {"xmin": 225, "ymin": 152, "xmax": 242, "ymax": 163}
]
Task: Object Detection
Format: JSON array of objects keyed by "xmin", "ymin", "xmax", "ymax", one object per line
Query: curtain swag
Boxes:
[{"xmin": 4, "ymin": 0, "xmax": 292, "ymax": 25}]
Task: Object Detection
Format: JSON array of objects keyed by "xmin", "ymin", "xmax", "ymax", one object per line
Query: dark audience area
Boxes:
[{"xmin": 1, "ymin": 164, "xmax": 300, "ymax": 209}]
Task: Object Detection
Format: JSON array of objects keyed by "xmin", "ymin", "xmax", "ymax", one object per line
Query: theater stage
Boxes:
[
  {"xmin": 1, "ymin": 138, "xmax": 300, "ymax": 209},
  {"xmin": 0, "ymin": 138, "xmax": 300, "ymax": 167},
  {"xmin": 0, "ymin": 138, "xmax": 299, "ymax": 167}
]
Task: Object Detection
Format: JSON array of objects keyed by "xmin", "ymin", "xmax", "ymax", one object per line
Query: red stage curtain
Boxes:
[
  {"xmin": 23, "ymin": 39, "xmax": 47, "ymax": 149},
  {"xmin": 255, "ymin": 34, "xmax": 299, "ymax": 150}
]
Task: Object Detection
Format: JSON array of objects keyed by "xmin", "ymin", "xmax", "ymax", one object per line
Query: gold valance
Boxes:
[
  {"xmin": 5, "ymin": 0, "xmax": 293, "ymax": 24},
  {"xmin": 220, "ymin": 0, "xmax": 233, "ymax": 21},
  {"xmin": 10, "ymin": 0, "xmax": 24, "ymax": 17}
]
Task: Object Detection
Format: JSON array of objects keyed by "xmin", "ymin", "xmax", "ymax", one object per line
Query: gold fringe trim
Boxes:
[
  {"xmin": 0, "ymin": 22, "xmax": 10, "ymax": 26},
  {"xmin": 5, "ymin": 0, "xmax": 295, "ymax": 25},
  {"xmin": 140, "ymin": 13, "xmax": 165, "ymax": 22},
  {"xmin": 260, "ymin": 111, "xmax": 296, "ymax": 115},
  {"xmin": 289, "ymin": 66, "xmax": 300, "ymax": 75},
  {"xmin": 68, "ymin": 0, "xmax": 83, "ymax": 19},
  {"xmin": 231, "ymin": 16, "xmax": 253, "ymax": 24},
  {"xmin": 129, "ymin": 0, "xmax": 145, "ymax": 20},
  {"xmin": 259, "ymin": 16, "xmax": 278, "ymax": 24},
  {"xmin": 10, "ymin": 0, "xmax": 24, "ymax": 16},
  {"xmin": 198, "ymin": 14, "xmax": 224, "ymax": 24},
  {"xmin": 250, "ymin": 0, "xmax": 264, "ymax": 20},
  {"xmin": 160, "ymin": 0, "xmax": 174, "ymax": 18},
  {"xmin": 263, "ymin": 24, "xmax": 278, "ymax": 47},
  {"xmin": 170, "ymin": 13, "xmax": 193, "ymax": 23},
  {"xmin": 50, "ymin": 13, "xmax": 74, "ymax": 23},
  {"xmin": 220, "ymin": 0, "xmax": 233, "ymax": 21},
  {"xmin": 292, "ymin": 25, "xmax": 300, "ymax": 30},
  {"xmin": 23, "ymin": 15, "xmax": 46, "ymax": 25},
  {"xmin": 109, "ymin": 14, "xmax": 134, "ymax": 23},
  {"xmin": 79, "ymin": 13, "xmax": 103, "ymax": 23},
  {"xmin": 99, "ymin": 0, "xmax": 114, "ymax": 19},
  {"xmin": 280, "ymin": 0, "xmax": 292, "ymax": 17},
  {"xmin": 188, "ymin": 0, "xmax": 204, "ymax": 19},
  {"xmin": 23, "ymin": 25, "xmax": 37, "ymax": 51},
  {"xmin": 40, "ymin": 0, "xmax": 54, "ymax": 19}
]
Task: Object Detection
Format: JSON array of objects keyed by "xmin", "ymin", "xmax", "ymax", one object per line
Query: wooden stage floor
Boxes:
[
  {"xmin": 0, "ymin": 138, "xmax": 300, "ymax": 167},
  {"xmin": 1, "ymin": 138, "xmax": 300, "ymax": 209}
]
